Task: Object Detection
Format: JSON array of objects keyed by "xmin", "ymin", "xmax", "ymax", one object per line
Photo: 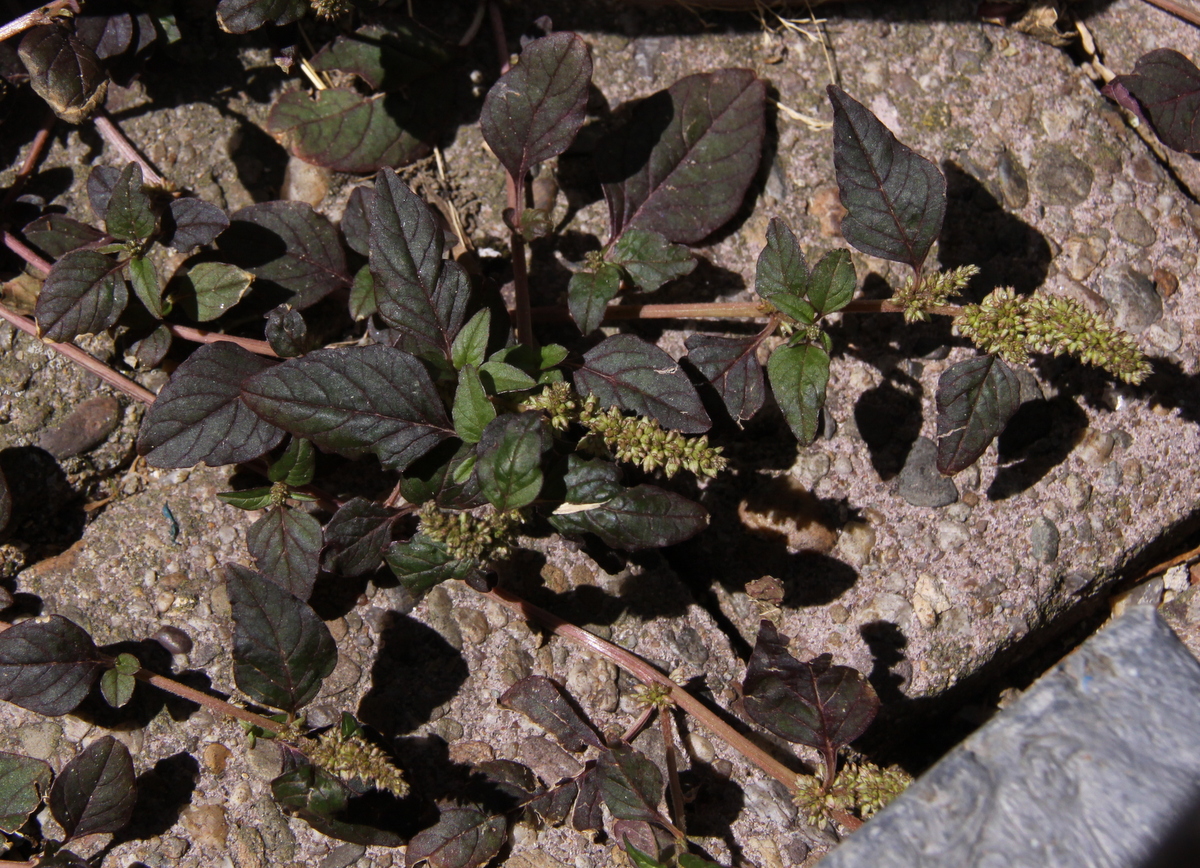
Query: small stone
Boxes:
[
  {"xmin": 1063, "ymin": 473, "xmax": 1092, "ymax": 510},
  {"xmin": 1034, "ymin": 144, "xmax": 1094, "ymax": 206},
  {"xmin": 1164, "ymin": 565, "xmax": 1190, "ymax": 594},
  {"xmin": 1096, "ymin": 265, "xmax": 1162, "ymax": 334},
  {"xmin": 897, "ymin": 437, "xmax": 958, "ymax": 508},
  {"xmin": 281, "ymin": 156, "xmax": 331, "ymax": 207},
  {"xmin": 828, "ymin": 603, "xmax": 849, "ymax": 624},
  {"xmin": 1153, "ymin": 267, "xmax": 1179, "ymax": 297},
  {"xmin": 858, "ymin": 592, "xmax": 915, "ymax": 630},
  {"xmin": 448, "ymin": 740, "xmax": 495, "ymax": 766},
  {"xmin": 202, "ymin": 743, "xmax": 231, "ymax": 775},
  {"xmin": 738, "ymin": 476, "xmax": 838, "ymax": 553},
  {"xmin": 37, "ymin": 395, "xmax": 121, "ymax": 458},
  {"xmin": 1112, "ymin": 577, "xmax": 1164, "ymax": 616},
  {"xmin": 996, "ymin": 148, "xmax": 1029, "ymax": 208},
  {"xmin": 318, "ymin": 843, "xmax": 366, "ymax": 868},
  {"xmin": 793, "ymin": 450, "xmax": 832, "ymax": 486},
  {"xmin": 810, "ymin": 185, "xmax": 847, "ymax": 237},
  {"xmin": 935, "ymin": 519, "xmax": 970, "ymax": 552},
  {"xmin": 746, "ymin": 576, "xmax": 785, "ymax": 605},
  {"xmin": 744, "ymin": 778, "xmax": 797, "ymax": 827},
  {"xmin": 454, "ymin": 607, "xmax": 490, "ymax": 645},
  {"xmin": 1061, "ymin": 235, "xmax": 1106, "ymax": 281},
  {"xmin": 944, "ymin": 502, "xmax": 972, "ymax": 522},
  {"xmin": 687, "ymin": 733, "xmax": 715, "ymax": 764},
  {"xmin": 835, "ymin": 521, "xmax": 876, "ymax": 567},
  {"xmin": 565, "ymin": 655, "xmax": 618, "ymax": 712},
  {"xmin": 1096, "ymin": 461, "xmax": 1123, "ymax": 490},
  {"xmin": 669, "ymin": 625, "xmax": 710, "ymax": 667},
  {"xmin": 1030, "ymin": 517, "xmax": 1060, "ymax": 563},
  {"xmin": 18, "ymin": 722, "xmax": 62, "ymax": 761},
  {"xmin": 1121, "ymin": 459, "xmax": 1143, "ymax": 487},
  {"xmin": 246, "ymin": 739, "xmax": 282, "ymax": 780},
  {"xmin": 1113, "ymin": 206, "xmax": 1156, "ymax": 247},
  {"xmin": 1146, "ymin": 319, "xmax": 1183, "ymax": 353},
  {"xmin": 832, "ymin": 455, "xmax": 854, "ymax": 476},
  {"xmin": 1076, "ymin": 429, "xmax": 1115, "ymax": 464},
  {"xmin": 233, "ymin": 827, "xmax": 266, "ymax": 868},
  {"xmin": 180, "ymin": 804, "xmax": 228, "ymax": 850}
]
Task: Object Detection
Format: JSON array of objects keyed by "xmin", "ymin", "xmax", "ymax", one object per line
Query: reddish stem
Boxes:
[
  {"xmin": 488, "ymin": 0, "xmax": 511, "ymax": 74},
  {"xmin": 525, "ymin": 298, "xmax": 961, "ymax": 323},
  {"xmin": 1141, "ymin": 0, "xmax": 1200, "ymax": 27},
  {"xmin": 133, "ymin": 668, "xmax": 280, "ymax": 731},
  {"xmin": 1, "ymin": 106, "xmax": 56, "ymax": 212},
  {"xmin": 0, "ymin": 0, "xmax": 76, "ymax": 43},
  {"xmin": 167, "ymin": 323, "xmax": 278, "ymax": 357},
  {"xmin": 4, "ymin": 229, "xmax": 51, "ymax": 275},
  {"xmin": 661, "ymin": 708, "xmax": 687, "ymax": 836},
  {"xmin": 93, "ymin": 111, "xmax": 166, "ymax": 187}
]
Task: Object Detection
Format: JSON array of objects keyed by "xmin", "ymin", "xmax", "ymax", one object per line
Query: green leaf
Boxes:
[
  {"xmin": 49, "ymin": 736, "xmax": 136, "ymax": 840},
  {"xmin": 216, "ymin": 0, "xmax": 306, "ymax": 34},
  {"xmin": 828, "ymin": 85, "xmax": 946, "ymax": 271},
  {"xmin": 35, "ymin": 250, "xmax": 127, "ymax": 342},
  {"xmin": 404, "ymin": 806, "xmax": 507, "ymax": 868},
  {"xmin": 18, "ymin": 24, "xmax": 107, "ymax": 123},
  {"xmin": 246, "ymin": 506, "xmax": 323, "ymax": 600},
  {"xmin": 475, "ymin": 413, "xmax": 550, "ymax": 510},
  {"xmin": 568, "ymin": 265, "xmax": 622, "ymax": 335},
  {"xmin": 480, "ymin": 32, "xmax": 592, "ymax": 182},
  {"xmin": 767, "ymin": 342, "xmax": 831, "ymax": 446},
  {"xmin": 113, "ymin": 652, "xmax": 139, "ymax": 675},
  {"xmin": 574, "ymin": 334, "xmax": 710, "ymax": 433},
  {"xmin": 269, "ymin": 437, "xmax": 316, "ymax": 486},
  {"xmin": 384, "ymin": 535, "xmax": 473, "ymax": 595},
  {"xmin": 271, "ymin": 763, "xmax": 403, "ymax": 847},
  {"xmin": 321, "ymin": 498, "xmax": 403, "ymax": 578},
  {"xmin": 677, "ymin": 854, "xmax": 722, "ymax": 867},
  {"xmin": 217, "ymin": 486, "xmax": 276, "ymax": 511},
  {"xmin": 105, "ymin": 162, "xmax": 155, "ymax": 242},
  {"xmin": 453, "ymin": 365, "xmax": 496, "ymax": 444},
  {"xmin": 451, "ymin": 309, "xmax": 491, "ymax": 370},
  {"xmin": 598, "ymin": 69, "xmax": 765, "ymax": 244},
  {"xmin": 607, "ymin": 229, "xmax": 696, "ymax": 292},
  {"xmin": 754, "ymin": 218, "xmax": 814, "ymax": 324},
  {"xmin": 935, "ymin": 354, "xmax": 1022, "ymax": 475},
  {"xmin": 478, "ymin": 361, "xmax": 538, "ymax": 393},
  {"xmin": 1104, "ymin": 49, "xmax": 1200, "ymax": 154},
  {"xmin": 624, "ymin": 839, "xmax": 668, "ymax": 868},
  {"xmin": 807, "ymin": 249, "xmax": 856, "ymax": 316},
  {"xmin": 596, "ymin": 743, "xmax": 665, "ymax": 825},
  {"xmin": 369, "ymin": 169, "xmax": 471, "ymax": 358},
  {"xmin": 399, "ymin": 441, "xmax": 486, "ymax": 511},
  {"xmin": 311, "ymin": 23, "xmax": 449, "ymax": 91},
  {"xmin": 128, "ymin": 255, "xmax": 166, "ymax": 319},
  {"xmin": 548, "ymin": 483, "xmax": 708, "ymax": 550},
  {"xmin": 685, "ymin": 334, "xmax": 765, "ymax": 424},
  {"xmin": 176, "ymin": 261, "xmax": 255, "ymax": 322},
  {"xmin": 0, "ymin": 751, "xmax": 52, "ymax": 834},
  {"xmin": 499, "ymin": 675, "xmax": 604, "ymax": 752},
  {"xmin": 241, "ymin": 345, "xmax": 454, "ymax": 472},
  {"xmin": 349, "ymin": 264, "xmax": 378, "ymax": 321},
  {"xmin": 99, "ymin": 668, "xmax": 135, "ymax": 709},
  {"xmin": 226, "ymin": 563, "xmax": 336, "ymax": 714},
  {"xmin": 138, "ymin": 343, "xmax": 286, "ymax": 468},
  {"xmin": 22, "ymin": 214, "xmax": 105, "ymax": 259},
  {"xmin": 0, "ymin": 615, "xmax": 102, "ymax": 715}
]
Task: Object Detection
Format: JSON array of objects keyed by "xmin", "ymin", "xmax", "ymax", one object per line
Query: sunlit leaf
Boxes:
[
  {"xmin": 349, "ymin": 264, "xmax": 378, "ymax": 321},
  {"xmin": 607, "ymin": 229, "xmax": 696, "ymax": 293},
  {"xmin": 138, "ymin": 342, "xmax": 285, "ymax": 468},
  {"xmin": 478, "ymin": 361, "xmax": 537, "ymax": 394},
  {"xmin": 807, "ymin": 249, "xmax": 855, "ymax": 316},
  {"xmin": 99, "ymin": 668, "xmax": 135, "ymax": 709},
  {"xmin": 754, "ymin": 218, "xmax": 814, "ymax": 323},
  {"xmin": 226, "ymin": 563, "xmax": 336, "ymax": 714},
  {"xmin": 596, "ymin": 743, "xmax": 665, "ymax": 825},
  {"xmin": 247, "ymin": 506, "xmax": 323, "ymax": 600},
  {"xmin": 218, "ymin": 486, "xmax": 276, "ymax": 511},
  {"xmin": 685, "ymin": 334, "xmax": 765, "ymax": 423},
  {"xmin": 311, "ymin": 23, "xmax": 449, "ymax": 91},
  {"xmin": 128, "ymin": 255, "xmax": 165, "ymax": 319},
  {"xmin": 451, "ymin": 309, "xmax": 491, "ymax": 370},
  {"xmin": 828, "ymin": 85, "xmax": 946, "ymax": 271},
  {"xmin": 131, "ymin": 323, "xmax": 172, "ymax": 368},
  {"xmin": 0, "ymin": 615, "xmax": 101, "ymax": 716},
  {"xmin": 384, "ymin": 535, "xmax": 474, "ymax": 595},
  {"xmin": 453, "ymin": 365, "xmax": 496, "ymax": 444},
  {"xmin": 35, "ymin": 250, "xmax": 127, "ymax": 342},
  {"xmin": 767, "ymin": 342, "xmax": 830, "ymax": 446},
  {"xmin": 598, "ymin": 69, "xmax": 765, "ymax": 244},
  {"xmin": 1104, "ymin": 49, "xmax": 1200, "ymax": 153},
  {"xmin": 499, "ymin": 676, "xmax": 604, "ymax": 752},
  {"xmin": 271, "ymin": 762, "xmax": 403, "ymax": 847},
  {"xmin": 573, "ymin": 766, "xmax": 605, "ymax": 832},
  {"xmin": 935, "ymin": 354, "xmax": 1022, "ymax": 474},
  {"xmin": 0, "ymin": 751, "xmax": 52, "ymax": 833},
  {"xmin": 321, "ymin": 498, "xmax": 404, "ymax": 578},
  {"xmin": 105, "ymin": 162, "xmax": 155, "ymax": 242},
  {"xmin": 568, "ymin": 264, "xmax": 622, "ymax": 335},
  {"xmin": 216, "ymin": 0, "xmax": 307, "ymax": 34},
  {"xmin": 527, "ymin": 777, "xmax": 578, "ymax": 826},
  {"xmin": 18, "ymin": 24, "xmax": 108, "ymax": 123},
  {"xmin": 175, "ymin": 261, "xmax": 254, "ymax": 322},
  {"xmin": 405, "ymin": 807, "xmax": 507, "ymax": 868},
  {"xmin": 475, "ymin": 412, "xmax": 549, "ymax": 510},
  {"xmin": 163, "ymin": 198, "xmax": 230, "ymax": 250},
  {"xmin": 269, "ymin": 437, "xmax": 316, "ymax": 486},
  {"xmin": 49, "ymin": 736, "xmax": 136, "ymax": 839},
  {"xmin": 624, "ymin": 839, "xmax": 668, "ymax": 868}
]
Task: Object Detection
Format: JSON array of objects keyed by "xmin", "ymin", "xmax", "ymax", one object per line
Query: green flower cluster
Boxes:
[
  {"xmin": 307, "ymin": 729, "xmax": 409, "ymax": 798},
  {"xmin": 418, "ymin": 503, "xmax": 523, "ymax": 562},
  {"xmin": 310, "ymin": 0, "xmax": 352, "ymax": 19},
  {"xmin": 791, "ymin": 761, "xmax": 911, "ymax": 827},
  {"xmin": 956, "ymin": 287, "xmax": 1150, "ymax": 384},
  {"xmin": 893, "ymin": 265, "xmax": 980, "ymax": 322}
]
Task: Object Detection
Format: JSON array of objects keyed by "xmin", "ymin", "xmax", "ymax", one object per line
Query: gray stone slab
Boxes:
[{"xmin": 820, "ymin": 606, "xmax": 1200, "ymax": 868}]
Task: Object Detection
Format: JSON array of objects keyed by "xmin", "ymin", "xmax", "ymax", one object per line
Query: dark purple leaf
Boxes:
[
  {"xmin": 607, "ymin": 229, "xmax": 696, "ymax": 292},
  {"xmin": 596, "ymin": 743, "xmax": 665, "ymax": 825},
  {"xmin": 383, "ymin": 535, "xmax": 474, "ymax": 595},
  {"xmin": 828, "ymin": 85, "xmax": 946, "ymax": 271},
  {"xmin": 219, "ymin": 201, "xmax": 349, "ymax": 308},
  {"xmin": 163, "ymin": 198, "xmax": 230, "ymax": 250},
  {"xmin": 568, "ymin": 265, "xmax": 622, "ymax": 335},
  {"xmin": 480, "ymin": 32, "xmax": 592, "ymax": 182},
  {"xmin": 548, "ymin": 483, "xmax": 708, "ymax": 550},
  {"xmin": 35, "ymin": 250, "xmax": 127, "ymax": 342},
  {"xmin": 1100, "ymin": 79, "xmax": 1146, "ymax": 124},
  {"xmin": 241, "ymin": 345, "xmax": 454, "ymax": 471},
  {"xmin": 131, "ymin": 324, "xmax": 172, "ymax": 369},
  {"xmin": 75, "ymin": 13, "xmax": 134, "ymax": 60},
  {"xmin": 406, "ymin": 807, "xmax": 507, "ymax": 868},
  {"xmin": 216, "ymin": 0, "xmax": 307, "ymax": 34},
  {"xmin": 105, "ymin": 162, "xmax": 155, "ymax": 241},
  {"xmin": 935, "ymin": 354, "xmax": 1022, "ymax": 474},
  {"xmin": 527, "ymin": 778, "xmax": 577, "ymax": 826},
  {"xmin": 476, "ymin": 412, "xmax": 550, "ymax": 510},
  {"xmin": 226, "ymin": 563, "xmax": 336, "ymax": 714},
  {"xmin": 1104, "ymin": 49, "xmax": 1200, "ymax": 153},
  {"xmin": 247, "ymin": 506, "xmax": 323, "ymax": 600},
  {"xmin": 573, "ymin": 765, "xmax": 605, "ymax": 832},
  {"xmin": 685, "ymin": 334, "xmax": 765, "ymax": 423},
  {"xmin": 369, "ymin": 169, "xmax": 471, "ymax": 359},
  {"xmin": 321, "ymin": 497, "xmax": 404, "ymax": 577},
  {"xmin": 18, "ymin": 24, "xmax": 108, "ymax": 123},
  {"xmin": 22, "ymin": 214, "xmax": 105, "ymax": 259},
  {"xmin": 87, "ymin": 165, "xmax": 121, "ymax": 222},
  {"xmin": 474, "ymin": 759, "xmax": 538, "ymax": 804},
  {"xmin": 264, "ymin": 303, "xmax": 311, "ymax": 358},
  {"xmin": 342, "ymin": 185, "xmax": 374, "ymax": 257},
  {"xmin": 311, "ymin": 23, "xmax": 449, "ymax": 91},
  {"xmin": 0, "ymin": 751, "xmax": 52, "ymax": 834},
  {"xmin": 271, "ymin": 763, "xmax": 403, "ymax": 847},
  {"xmin": 574, "ymin": 334, "xmax": 710, "ymax": 433},
  {"xmin": 767, "ymin": 342, "xmax": 830, "ymax": 446},
  {"xmin": 267, "ymin": 88, "xmax": 437, "ymax": 174},
  {"xmin": 0, "ymin": 616, "xmax": 101, "ymax": 716},
  {"xmin": 598, "ymin": 69, "xmax": 765, "ymax": 244},
  {"xmin": 499, "ymin": 676, "xmax": 604, "ymax": 752},
  {"xmin": 138, "ymin": 342, "xmax": 285, "ymax": 468},
  {"xmin": 741, "ymin": 620, "xmax": 879, "ymax": 781},
  {"xmin": 49, "ymin": 736, "xmax": 136, "ymax": 840}
]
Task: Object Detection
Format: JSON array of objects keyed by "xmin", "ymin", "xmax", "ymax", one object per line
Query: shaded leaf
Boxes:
[
  {"xmin": 475, "ymin": 412, "xmax": 550, "ymax": 510},
  {"xmin": 478, "ymin": 361, "xmax": 538, "ymax": 393},
  {"xmin": 607, "ymin": 229, "xmax": 696, "ymax": 292},
  {"xmin": 935, "ymin": 354, "xmax": 1022, "ymax": 475},
  {"xmin": 406, "ymin": 807, "xmax": 507, "ymax": 868},
  {"xmin": 596, "ymin": 743, "xmax": 665, "ymax": 825},
  {"xmin": 99, "ymin": 668, "xmax": 135, "ymax": 709},
  {"xmin": 176, "ymin": 261, "xmax": 254, "ymax": 322},
  {"xmin": 216, "ymin": 0, "xmax": 307, "ymax": 34},
  {"xmin": 87, "ymin": 165, "xmax": 121, "ymax": 222},
  {"xmin": 342, "ymin": 186, "xmax": 373, "ymax": 257},
  {"xmin": 755, "ymin": 218, "xmax": 813, "ymax": 323},
  {"xmin": 226, "ymin": 563, "xmax": 336, "ymax": 714},
  {"xmin": 807, "ymin": 248, "xmax": 855, "ymax": 316},
  {"xmin": 553, "ymin": 454, "xmax": 623, "ymax": 504},
  {"xmin": 265, "ymin": 304, "xmax": 311, "ymax": 358},
  {"xmin": 105, "ymin": 162, "xmax": 155, "ymax": 242},
  {"xmin": 36, "ymin": 250, "xmax": 127, "ymax": 342},
  {"xmin": 138, "ymin": 342, "xmax": 285, "ymax": 468},
  {"xmin": 128, "ymin": 255, "xmax": 165, "ymax": 319},
  {"xmin": 321, "ymin": 497, "xmax": 403, "ymax": 577},
  {"xmin": 384, "ymin": 535, "xmax": 474, "ymax": 595},
  {"xmin": 767, "ymin": 342, "xmax": 830, "ymax": 446},
  {"xmin": 311, "ymin": 23, "xmax": 449, "ymax": 91},
  {"xmin": 247, "ymin": 506, "xmax": 323, "ymax": 600},
  {"xmin": 568, "ymin": 264, "xmax": 622, "ymax": 335},
  {"xmin": 828, "ymin": 85, "xmax": 946, "ymax": 270},
  {"xmin": 480, "ymin": 32, "xmax": 592, "ymax": 182},
  {"xmin": 49, "ymin": 736, "xmax": 136, "ymax": 839},
  {"xmin": 131, "ymin": 323, "xmax": 172, "ymax": 368},
  {"xmin": 22, "ymin": 214, "xmax": 105, "ymax": 259},
  {"xmin": 473, "ymin": 759, "xmax": 538, "ymax": 805},
  {"xmin": 0, "ymin": 615, "xmax": 101, "ymax": 715},
  {"xmin": 574, "ymin": 334, "xmax": 710, "ymax": 433},
  {"xmin": 741, "ymin": 620, "xmax": 879, "ymax": 778},
  {"xmin": 451, "ymin": 309, "xmax": 491, "ymax": 370},
  {"xmin": 349, "ymin": 264, "xmax": 378, "ymax": 321},
  {"xmin": 369, "ymin": 169, "xmax": 470, "ymax": 358},
  {"xmin": 685, "ymin": 334, "xmax": 765, "ymax": 423},
  {"xmin": 269, "ymin": 437, "xmax": 316, "ymax": 486},
  {"xmin": 242, "ymin": 345, "xmax": 453, "ymax": 470},
  {"xmin": 598, "ymin": 69, "xmax": 765, "ymax": 244},
  {"xmin": 549, "ymin": 483, "xmax": 708, "ymax": 550},
  {"xmin": 267, "ymin": 88, "xmax": 437, "ymax": 174},
  {"xmin": 499, "ymin": 675, "xmax": 604, "ymax": 752},
  {"xmin": 219, "ymin": 201, "xmax": 348, "ymax": 308},
  {"xmin": 0, "ymin": 751, "xmax": 52, "ymax": 833},
  {"xmin": 453, "ymin": 365, "xmax": 496, "ymax": 444},
  {"xmin": 272, "ymin": 763, "xmax": 403, "ymax": 847},
  {"xmin": 398, "ymin": 441, "xmax": 486, "ymax": 511},
  {"xmin": 75, "ymin": 13, "xmax": 134, "ymax": 60},
  {"xmin": 18, "ymin": 24, "xmax": 108, "ymax": 123},
  {"xmin": 573, "ymin": 765, "xmax": 605, "ymax": 831},
  {"xmin": 527, "ymin": 778, "xmax": 577, "ymax": 826},
  {"xmin": 163, "ymin": 198, "xmax": 230, "ymax": 250},
  {"xmin": 1104, "ymin": 49, "xmax": 1200, "ymax": 153}
]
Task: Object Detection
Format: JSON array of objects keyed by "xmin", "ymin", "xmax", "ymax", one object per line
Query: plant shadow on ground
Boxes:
[{"xmin": 0, "ymin": 446, "xmax": 85, "ymax": 562}]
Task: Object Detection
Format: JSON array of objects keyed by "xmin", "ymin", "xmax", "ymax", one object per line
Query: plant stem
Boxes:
[
  {"xmin": 167, "ymin": 324, "xmax": 278, "ymax": 357},
  {"xmin": 508, "ymin": 174, "xmax": 535, "ymax": 347},
  {"xmin": 483, "ymin": 586, "xmax": 801, "ymax": 792},
  {"xmin": 526, "ymin": 298, "xmax": 963, "ymax": 323},
  {"xmin": 93, "ymin": 110, "xmax": 166, "ymax": 187},
  {"xmin": 0, "ymin": 106, "xmax": 56, "ymax": 212},
  {"xmin": 661, "ymin": 708, "xmax": 687, "ymax": 836},
  {"xmin": 1141, "ymin": 0, "xmax": 1200, "ymax": 28},
  {"xmin": 488, "ymin": 0, "xmax": 511, "ymax": 74},
  {"xmin": 133, "ymin": 668, "xmax": 282, "ymax": 731},
  {"xmin": 621, "ymin": 703, "xmax": 657, "ymax": 743},
  {"xmin": 4, "ymin": 229, "xmax": 52, "ymax": 275},
  {"xmin": 0, "ymin": 0, "xmax": 77, "ymax": 43}
]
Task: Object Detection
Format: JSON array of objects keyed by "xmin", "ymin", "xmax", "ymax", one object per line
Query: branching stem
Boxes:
[
  {"xmin": 0, "ymin": 0, "xmax": 77, "ymax": 43},
  {"xmin": 1, "ymin": 106, "xmax": 56, "ymax": 212}
]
